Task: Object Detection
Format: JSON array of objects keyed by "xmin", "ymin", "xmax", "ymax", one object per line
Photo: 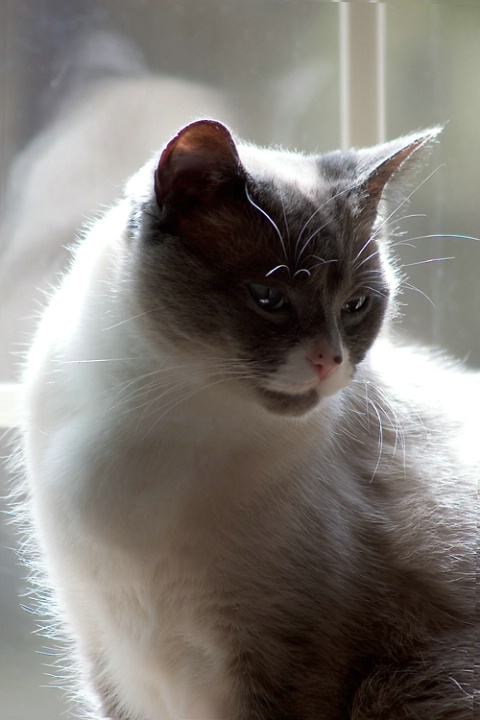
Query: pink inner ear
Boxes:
[
  {"xmin": 363, "ymin": 126, "xmax": 442, "ymax": 204},
  {"xmin": 367, "ymin": 138, "xmax": 425, "ymax": 198},
  {"xmin": 155, "ymin": 120, "xmax": 241, "ymax": 207}
]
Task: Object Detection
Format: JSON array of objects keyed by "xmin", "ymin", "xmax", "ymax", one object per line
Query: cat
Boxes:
[{"xmin": 19, "ymin": 119, "xmax": 479, "ymax": 719}]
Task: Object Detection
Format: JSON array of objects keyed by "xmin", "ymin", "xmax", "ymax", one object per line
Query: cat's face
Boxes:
[{"xmin": 128, "ymin": 121, "xmax": 439, "ymax": 417}]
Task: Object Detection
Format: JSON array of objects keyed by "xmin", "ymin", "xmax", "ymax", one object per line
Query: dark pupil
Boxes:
[{"xmin": 249, "ymin": 283, "xmax": 287, "ymax": 312}]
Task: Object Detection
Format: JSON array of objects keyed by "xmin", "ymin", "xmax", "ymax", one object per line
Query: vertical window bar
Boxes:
[{"xmin": 340, "ymin": 1, "xmax": 386, "ymax": 150}]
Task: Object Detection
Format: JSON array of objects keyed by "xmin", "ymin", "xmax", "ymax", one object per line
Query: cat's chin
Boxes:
[{"xmin": 256, "ymin": 387, "xmax": 321, "ymax": 417}]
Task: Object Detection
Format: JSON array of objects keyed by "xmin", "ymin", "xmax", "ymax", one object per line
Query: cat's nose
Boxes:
[{"xmin": 306, "ymin": 344, "xmax": 343, "ymax": 381}]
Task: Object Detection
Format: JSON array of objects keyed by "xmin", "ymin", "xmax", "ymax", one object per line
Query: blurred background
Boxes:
[{"xmin": 0, "ymin": 1, "xmax": 479, "ymax": 717}]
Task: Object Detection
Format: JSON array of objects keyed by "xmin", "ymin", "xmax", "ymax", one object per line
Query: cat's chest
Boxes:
[{"xmin": 44, "ymin": 400, "xmax": 304, "ymax": 553}]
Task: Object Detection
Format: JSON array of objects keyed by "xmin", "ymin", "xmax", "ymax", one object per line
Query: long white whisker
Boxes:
[
  {"xmin": 353, "ymin": 235, "xmax": 378, "ymax": 266},
  {"xmin": 245, "ymin": 183, "xmax": 288, "ymax": 262},
  {"xmin": 103, "ymin": 309, "xmax": 161, "ymax": 331},
  {"xmin": 61, "ymin": 357, "xmax": 160, "ymax": 364},
  {"xmin": 105, "ymin": 358, "xmax": 262, "ymax": 412},
  {"xmin": 367, "ymin": 397, "xmax": 384, "ymax": 481},
  {"xmin": 353, "ymin": 213, "xmax": 427, "ymax": 268},
  {"xmin": 305, "ymin": 258, "xmax": 339, "ymax": 273},
  {"xmin": 388, "ymin": 213, "xmax": 427, "ymax": 224},
  {"xmin": 353, "ymin": 167, "xmax": 444, "ymax": 270},
  {"xmin": 135, "ymin": 368, "xmax": 254, "ymax": 421},
  {"xmin": 139, "ymin": 375, "xmax": 249, "ymax": 439},
  {"xmin": 399, "ymin": 282, "xmax": 435, "ymax": 307},
  {"xmin": 293, "ymin": 268, "xmax": 311, "ymax": 278},
  {"xmin": 265, "ymin": 264, "xmax": 290, "ymax": 278},
  {"xmin": 295, "ymin": 182, "xmax": 358, "ymax": 260},
  {"xmin": 362, "ymin": 286, "xmax": 389, "ymax": 297},
  {"xmin": 116, "ymin": 378, "xmax": 188, "ymax": 414},
  {"xmin": 402, "ymin": 256, "xmax": 455, "ymax": 268},
  {"xmin": 374, "ymin": 386, "xmax": 406, "ymax": 471},
  {"xmin": 394, "ymin": 242, "xmax": 418, "ymax": 250},
  {"xmin": 279, "ymin": 191, "xmax": 291, "ymax": 244},
  {"xmin": 371, "ymin": 165, "xmax": 444, "ymax": 243},
  {"xmin": 397, "ymin": 233, "xmax": 480, "ymax": 245},
  {"xmin": 354, "ymin": 248, "xmax": 382, "ymax": 271},
  {"xmin": 296, "ymin": 219, "xmax": 332, "ymax": 263}
]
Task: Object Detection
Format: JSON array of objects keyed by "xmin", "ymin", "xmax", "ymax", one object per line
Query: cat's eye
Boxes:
[
  {"xmin": 342, "ymin": 295, "xmax": 368, "ymax": 314},
  {"xmin": 248, "ymin": 283, "xmax": 289, "ymax": 312}
]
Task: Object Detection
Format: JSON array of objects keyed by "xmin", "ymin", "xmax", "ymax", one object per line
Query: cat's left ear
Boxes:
[
  {"xmin": 154, "ymin": 119, "xmax": 244, "ymax": 213},
  {"xmin": 358, "ymin": 126, "xmax": 443, "ymax": 204}
]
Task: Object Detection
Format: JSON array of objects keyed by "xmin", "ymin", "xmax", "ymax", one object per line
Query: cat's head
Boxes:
[{"xmin": 127, "ymin": 120, "xmax": 440, "ymax": 417}]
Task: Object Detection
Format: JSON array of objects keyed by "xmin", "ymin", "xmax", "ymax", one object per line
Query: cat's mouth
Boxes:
[
  {"xmin": 256, "ymin": 386, "xmax": 320, "ymax": 417},
  {"xmin": 255, "ymin": 348, "xmax": 352, "ymax": 416}
]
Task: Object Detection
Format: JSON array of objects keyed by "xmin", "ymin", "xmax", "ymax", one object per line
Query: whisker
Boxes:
[
  {"xmin": 354, "ymin": 217, "xmax": 420, "ymax": 268},
  {"xmin": 394, "ymin": 242, "xmax": 418, "ymax": 250},
  {"xmin": 105, "ymin": 358, "xmax": 263, "ymax": 414},
  {"xmin": 402, "ymin": 256, "xmax": 455, "ymax": 268},
  {"xmin": 399, "ymin": 282, "xmax": 435, "ymax": 307},
  {"xmin": 62, "ymin": 358, "xmax": 158, "ymax": 364},
  {"xmin": 354, "ymin": 268, "xmax": 385, "ymax": 279},
  {"xmin": 293, "ymin": 268, "xmax": 311, "ymax": 279},
  {"xmin": 296, "ymin": 219, "xmax": 333, "ymax": 264},
  {"xmin": 265, "ymin": 264, "xmax": 290, "ymax": 278},
  {"xmin": 354, "ymin": 248, "xmax": 382, "ymax": 271},
  {"xmin": 303, "ymin": 255, "xmax": 338, "ymax": 266},
  {"xmin": 134, "ymin": 379, "xmax": 203, "ymax": 418},
  {"xmin": 388, "ymin": 212, "xmax": 427, "ymax": 224},
  {"xmin": 353, "ymin": 167, "xmax": 444, "ymax": 269},
  {"xmin": 139, "ymin": 374, "xmax": 251, "ymax": 439},
  {"xmin": 279, "ymin": 191, "xmax": 291, "ymax": 244},
  {"xmin": 135, "ymin": 368, "xmax": 254, "ymax": 421},
  {"xmin": 353, "ymin": 215, "xmax": 420, "ymax": 268},
  {"xmin": 306, "ymin": 259, "xmax": 339, "ymax": 273},
  {"xmin": 371, "ymin": 165, "xmax": 444, "ymax": 243},
  {"xmin": 113, "ymin": 375, "xmax": 184, "ymax": 410},
  {"xmin": 366, "ymin": 396, "xmax": 384, "ymax": 481},
  {"xmin": 295, "ymin": 182, "xmax": 359, "ymax": 260},
  {"xmin": 103, "ymin": 308, "xmax": 160, "ymax": 331},
  {"xmin": 398, "ymin": 233, "xmax": 480, "ymax": 245},
  {"xmin": 362, "ymin": 286, "xmax": 389, "ymax": 297},
  {"xmin": 373, "ymin": 386, "xmax": 407, "ymax": 470},
  {"xmin": 63, "ymin": 356, "xmax": 257, "ymax": 369},
  {"xmin": 245, "ymin": 183, "xmax": 288, "ymax": 262}
]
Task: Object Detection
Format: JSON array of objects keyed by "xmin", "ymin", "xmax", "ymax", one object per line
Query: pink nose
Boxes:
[{"xmin": 306, "ymin": 345, "xmax": 343, "ymax": 382}]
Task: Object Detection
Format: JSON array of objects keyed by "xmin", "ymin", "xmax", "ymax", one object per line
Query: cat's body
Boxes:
[{"xmin": 20, "ymin": 121, "xmax": 478, "ymax": 719}]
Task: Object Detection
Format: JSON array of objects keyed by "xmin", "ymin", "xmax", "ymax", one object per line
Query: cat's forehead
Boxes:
[
  {"xmin": 236, "ymin": 143, "xmax": 366, "ymax": 271},
  {"xmin": 238, "ymin": 144, "xmax": 324, "ymax": 200}
]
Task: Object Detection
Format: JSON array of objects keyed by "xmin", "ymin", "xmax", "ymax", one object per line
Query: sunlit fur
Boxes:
[{"xmin": 18, "ymin": 121, "xmax": 478, "ymax": 719}]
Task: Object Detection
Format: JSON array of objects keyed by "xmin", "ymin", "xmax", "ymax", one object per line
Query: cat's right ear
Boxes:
[
  {"xmin": 154, "ymin": 120, "xmax": 244, "ymax": 216},
  {"xmin": 358, "ymin": 126, "xmax": 443, "ymax": 205}
]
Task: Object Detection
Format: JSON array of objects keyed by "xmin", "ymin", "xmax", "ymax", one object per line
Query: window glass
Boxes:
[{"xmin": 386, "ymin": 2, "xmax": 480, "ymax": 366}]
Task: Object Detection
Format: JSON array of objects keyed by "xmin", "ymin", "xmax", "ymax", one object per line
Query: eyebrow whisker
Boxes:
[{"xmin": 245, "ymin": 183, "xmax": 289, "ymax": 263}]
